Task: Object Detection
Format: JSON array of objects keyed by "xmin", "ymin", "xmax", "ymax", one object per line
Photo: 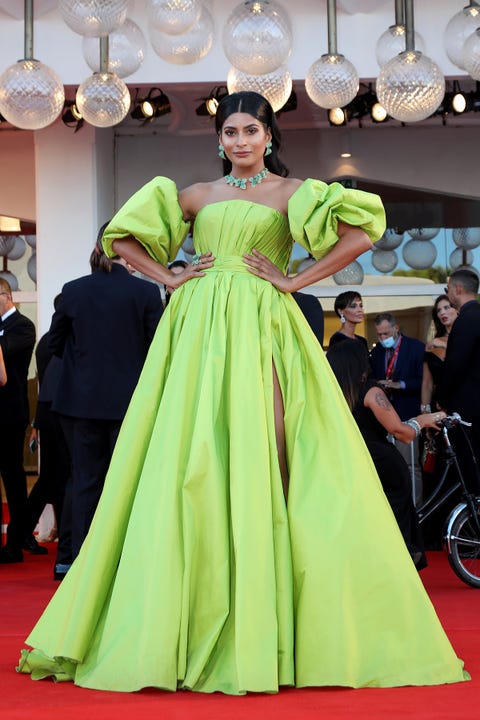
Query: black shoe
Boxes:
[
  {"xmin": 0, "ymin": 546, "xmax": 24, "ymax": 563},
  {"xmin": 54, "ymin": 563, "xmax": 71, "ymax": 581},
  {"xmin": 23, "ymin": 535, "xmax": 48, "ymax": 555}
]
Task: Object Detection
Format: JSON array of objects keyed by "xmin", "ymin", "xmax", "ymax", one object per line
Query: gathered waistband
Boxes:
[{"xmin": 203, "ymin": 255, "xmax": 255, "ymax": 275}]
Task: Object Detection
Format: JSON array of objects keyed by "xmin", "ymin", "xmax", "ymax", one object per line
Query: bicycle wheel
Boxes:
[{"xmin": 447, "ymin": 504, "xmax": 480, "ymax": 588}]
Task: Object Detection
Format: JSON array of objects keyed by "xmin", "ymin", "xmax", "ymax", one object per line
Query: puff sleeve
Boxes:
[
  {"xmin": 102, "ymin": 176, "xmax": 190, "ymax": 265},
  {"xmin": 288, "ymin": 179, "xmax": 386, "ymax": 260}
]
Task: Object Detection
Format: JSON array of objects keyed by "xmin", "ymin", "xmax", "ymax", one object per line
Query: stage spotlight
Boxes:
[
  {"xmin": 328, "ymin": 107, "xmax": 346, "ymax": 126},
  {"xmin": 371, "ymin": 101, "xmax": 388, "ymax": 122},
  {"xmin": 131, "ymin": 88, "xmax": 171, "ymax": 122},
  {"xmin": 195, "ymin": 86, "xmax": 228, "ymax": 117}
]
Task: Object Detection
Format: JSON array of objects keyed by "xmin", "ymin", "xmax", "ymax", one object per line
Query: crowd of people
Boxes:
[{"xmin": 0, "ymin": 92, "xmax": 475, "ymax": 695}]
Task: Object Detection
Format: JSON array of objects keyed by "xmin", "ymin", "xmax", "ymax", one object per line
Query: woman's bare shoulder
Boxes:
[{"xmin": 178, "ymin": 180, "xmax": 221, "ymax": 220}]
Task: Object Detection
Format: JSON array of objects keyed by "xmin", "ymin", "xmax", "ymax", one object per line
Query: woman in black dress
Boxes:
[
  {"xmin": 328, "ymin": 290, "xmax": 368, "ymax": 350},
  {"xmin": 327, "ymin": 339, "xmax": 445, "ymax": 568}
]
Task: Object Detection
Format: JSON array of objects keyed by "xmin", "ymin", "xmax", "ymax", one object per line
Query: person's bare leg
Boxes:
[{"xmin": 272, "ymin": 362, "xmax": 289, "ymax": 501}]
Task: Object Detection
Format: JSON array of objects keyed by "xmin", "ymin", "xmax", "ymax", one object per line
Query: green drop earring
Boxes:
[
  {"xmin": 218, "ymin": 143, "xmax": 226, "ymax": 159},
  {"xmin": 264, "ymin": 141, "xmax": 272, "ymax": 156}
]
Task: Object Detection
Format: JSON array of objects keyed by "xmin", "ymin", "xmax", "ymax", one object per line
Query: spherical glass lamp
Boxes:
[
  {"xmin": 463, "ymin": 28, "xmax": 480, "ymax": 81},
  {"xmin": 376, "ymin": 50, "xmax": 445, "ymax": 123},
  {"xmin": 76, "ymin": 72, "xmax": 131, "ymax": 127},
  {"xmin": 0, "ymin": 236, "xmax": 16, "ymax": 256},
  {"xmin": 450, "ymin": 247, "xmax": 474, "ymax": 270},
  {"xmin": 7, "ymin": 235, "xmax": 27, "ymax": 261},
  {"xmin": 406, "ymin": 228, "xmax": 439, "ymax": 241},
  {"xmin": 296, "ymin": 256, "xmax": 316, "ymax": 273},
  {"xmin": 376, "ymin": 24, "xmax": 425, "ymax": 67},
  {"xmin": 147, "ymin": 0, "xmax": 201, "ymax": 36},
  {"xmin": 0, "ymin": 60, "xmax": 64, "ymax": 130},
  {"xmin": 372, "ymin": 248, "xmax": 398, "ymax": 273},
  {"xmin": 333, "ymin": 260, "xmax": 364, "ymax": 285},
  {"xmin": 59, "ymin": 0, "xmax": 129, "ymax": 38},
  {"xmin": 375, "ymin": 228, "xmax": 404, "ymax": 250},
  {"xmin": 402, "ymin": 239, "xmax": 437, "ymax": 269},
  {"xmin": 0, "ymin": 271, "xmax": 18, "ymax": 291},
  {"xmin": 25, "ymin": 235, "xmax": 36, "ymax": 249},
  {"xmin": 149, "ymin": 6, "xmax": 213, "ymax": 65},
  {"xmin": 452, "ymin": 227, "xmax": 480, "ymax": 249},
  {"xmin": 305, "ymin": 54, "xmax": 359, "ymax": 109},
  {"xmin": 223, "ymin": 0, "xmax": 292, "ymax": 75},
  {"xmin": 83, "ymin": 19, "xmax": 145, "ymax": 78},
  {"xmin": 227, "ymin": 65, "xmax": 292, "ymax": 112},
  {"xmin": 27, "ymin": 252, "xmax": 37, "ymax": 284},
  {"xmin": 444, "ymin": 4, "xmax": 480, "ymax": 70}
]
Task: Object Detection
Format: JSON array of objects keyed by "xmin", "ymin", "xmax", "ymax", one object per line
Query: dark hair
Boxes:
[
  {"xmin": 450, "ymin": 268, "xmax": 479, "ymax": 295},
  {"xmin": 214, "ymin": 91, "xmax": 289, "ymax": 177},
  {"xmin": 374, "ymin": 312, "xmax": 396, "ymax": 327},
  {"xmin": 91, "ymin": 221, "xmax": 117, "ymax": 273},
  {"xmin": 0, "ymin": 277, "xmax": 12, "ymax": 296},
  {"xmin": 334, "ymin": 291, "xmax": 362, "ymax": 318},
  {"xmin": 164, "ymin": 259, "xmax": 188, "ymax": 306},
  {"xmin": 327, "ymin": 339, "xmax": 370, "ymax": 411},
  {"xmin": 431, "ymin": 294, "xmax": 451, "ymax": 338}
]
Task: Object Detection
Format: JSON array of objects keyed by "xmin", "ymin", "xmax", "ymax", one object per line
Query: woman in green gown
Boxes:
[{"xmin": 18, "ymin": 92, "xmax": 468, "ymax": 694}]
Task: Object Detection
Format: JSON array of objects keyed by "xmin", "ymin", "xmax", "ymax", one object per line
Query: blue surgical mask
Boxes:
[{"xmin": 380, "ymin": 336, "xmax": 396, "ymax": 349}]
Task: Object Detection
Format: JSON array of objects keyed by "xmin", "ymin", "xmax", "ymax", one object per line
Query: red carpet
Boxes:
[{"xmin": 1, "ymin": 548, "xmax": 479, "ymax": 720}]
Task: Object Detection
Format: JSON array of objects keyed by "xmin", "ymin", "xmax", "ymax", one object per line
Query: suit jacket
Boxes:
[
  {"xmin": 370, "ymin": 334, "xmax": 424, "ymax": 421},
  {"xmin": 437, "ymin": 300, "xmax": 480, "ymax": 418},
  {"xmin": 292, "ymin": 291, "xmax": 324, "ymax": 347},
  {"xmin": 0, "ymin": 309, "xmax": 36, "ymax": 426},
  {"xmin": 49, "ymin": 264, "xmax": 163, "ymax": 420}
]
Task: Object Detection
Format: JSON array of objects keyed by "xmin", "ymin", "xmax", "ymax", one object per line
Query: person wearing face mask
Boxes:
[{"xmin": 370, "ymin": 312, "xmax": 425, "ymax": 505}]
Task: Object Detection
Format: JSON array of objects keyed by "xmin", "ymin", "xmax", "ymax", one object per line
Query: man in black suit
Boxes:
[
  {"xmin": 370, "ymin": 312, "xmax": 425, "ymax": 504},
  {"xmin": 292, "ymin": 291, "xmax": 324, "ymax": 347},
  {"xmin": 0, "ymin": 279, "xmax": 36, "ymax": 563},
  {"xmin": 438, "ymin": 268, "xmax": 480, "ymax": 491},
  {"xmin": 49, "ymin": 231, "xmax": 163, "ymax": 572}
]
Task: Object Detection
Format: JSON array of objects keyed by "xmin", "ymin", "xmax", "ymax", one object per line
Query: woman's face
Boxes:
[
  {"xmin": 220, "ymin": 112, "xmax": 271, "ymax": 167},
  {"xmin": 341, "ymin": 296, "xmax": 364, "ymax": 324},
  {"xmin": 435, "ymin": 299, "xmax": 457, "ymax": 328}
]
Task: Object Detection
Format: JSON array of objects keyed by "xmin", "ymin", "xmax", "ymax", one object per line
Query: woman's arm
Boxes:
[
  {"xmin": 243, "ymin": 222, "xmax": 372, "ymax": 293},
  {"xmin": 420, "ymin": 361, "xmax": 433, "ymax": 411},
  {"xmin": 364, "ymin": 385, "xmax": 445, "ymax": 443},
  {"xmin": 112, "ymin": 237, "xmax": 214, "ymax": 290}
]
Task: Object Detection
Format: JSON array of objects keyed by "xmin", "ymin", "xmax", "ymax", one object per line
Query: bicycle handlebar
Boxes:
[{"xmin": 441, "ymin": 412, "xmax": 472, "ymax": 429}]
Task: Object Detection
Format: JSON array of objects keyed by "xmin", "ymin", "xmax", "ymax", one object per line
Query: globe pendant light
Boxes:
[
  {"xmin": 376, "ymin": 0, "xmax": 444, "ymax": 123},
  {"xmin": 305, "ymin": 0, "xmax": 359, "ymax": 109},
  {"xmin": 333, "ymin": 260, "xmax": 364, "ymax": 285},
  {"xmin": 82, "ymin": 18, "xmax": 146, "ymax": 78},
  {"xmin": 402, "ymin": 239, "xmax": 437, "ymax": 269},
  {"xmin": 376, "ymin": 0, "xmax": 425, "ymax": 68},
  {"xmin": 76, "ymin": 36, "xmax": 131, "ymax": 127},
  {"xmin": 147, "ymin": 0, "xmax": 201, "ymax": 36},
  {"xmin": 0, "ymin": 0, "xmax": 65, "ymax": 130},
  {"xmin": 227, "ymin": 65, "xmax": 292, "ymax": 112},
  {"xmin": 444, "ymin": 1, "xmax": 480, "ymax": 71},
  {"xmin": 452, "ymin": 227, "xmax": 480, "ymax": 249},
  {"xmin": 59, "ymin": 0, "xmax": 129, "ymax": 38},
  {"xmin": 372, "ymin": 248, "xmax": 398, "ymax": 273},
  {"xmin": 149, "ymin": 5, "xmax": 213, "ymax": 65},
  {"xmin": 375, "ymin": 228, "xmax": 404, "ymax": 250},
  {"xmin": 222, "ymin": 0, "xmax": 292, "ymax": 75},
  {"xmin": 463, "ymin": 27, "xmax": 480, "ymax": 80}
]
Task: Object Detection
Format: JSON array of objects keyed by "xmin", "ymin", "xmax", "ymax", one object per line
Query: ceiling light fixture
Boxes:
[
  {"xmin": 195, "ymin": 85, "xmax": 228, "ymax": 116},
  {"xmin": 130, "ymin": 88, "xmax": 171, "ymax": 122}
]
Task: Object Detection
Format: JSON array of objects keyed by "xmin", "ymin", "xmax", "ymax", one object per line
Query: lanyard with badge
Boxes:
[{"xmin": 385, "ymin": 336, "xmax": 402, "ymax": 380}]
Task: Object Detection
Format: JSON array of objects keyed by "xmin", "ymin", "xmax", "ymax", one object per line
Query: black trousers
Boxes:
[
  {"xmin": 26, "ymin": 405, "xmax": 70, "ymax": 537},
  {"xmin": 0, "ymin": 422, "xmax": 29, "ymax": 550},
  {"xmin": 59, "ymin": 416, "xmax": 122, "ymax": 560}
]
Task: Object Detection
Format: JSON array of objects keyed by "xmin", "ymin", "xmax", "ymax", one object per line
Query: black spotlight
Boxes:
[
  {"xmin": 62, "ymin": 100, "xmax": 83, "ymax": 132},
  {"xmin": 195, "ymin": 86, "xmax": 228, "ymax": 117},
  {"xmin": 131, "ymin": 88, "xmax": 171, "ymax": 122}
]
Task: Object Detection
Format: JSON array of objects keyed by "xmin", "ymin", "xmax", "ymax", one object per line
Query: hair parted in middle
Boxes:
[{"xmin": 215, "ymin": 91, "xmax": 289, "ymax": 178}]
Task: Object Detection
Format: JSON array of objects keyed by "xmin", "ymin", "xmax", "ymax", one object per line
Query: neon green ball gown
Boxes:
[{"xmin": 18, "ymin": 177, "xmax": 468, "ymax": 693}]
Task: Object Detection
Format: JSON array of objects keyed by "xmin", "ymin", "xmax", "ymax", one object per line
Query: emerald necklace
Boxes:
[{"xmin": 225, "ymin": 167, "xmax": 269, "ymax": 190}]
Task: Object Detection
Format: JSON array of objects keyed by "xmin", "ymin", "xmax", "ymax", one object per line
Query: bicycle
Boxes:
[{"xmin": 416, "ymin": 413, "xmax": 480, "ymax": 588}]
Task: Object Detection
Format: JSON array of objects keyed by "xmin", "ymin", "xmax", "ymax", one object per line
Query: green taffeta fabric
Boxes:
[{"xmin": 18, "ymin": 178, "xmax": 468, "ymax": 693}]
